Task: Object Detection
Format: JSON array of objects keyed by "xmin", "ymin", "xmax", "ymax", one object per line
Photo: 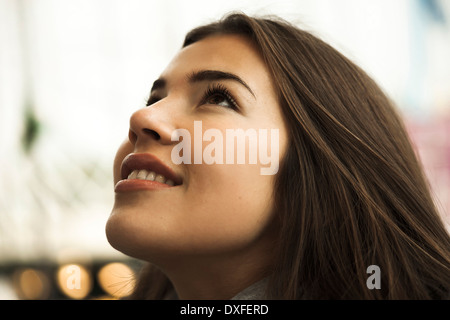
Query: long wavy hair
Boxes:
[{"xmin": 129, "ymin": 13, "xmax": 450, "ymax": 299}]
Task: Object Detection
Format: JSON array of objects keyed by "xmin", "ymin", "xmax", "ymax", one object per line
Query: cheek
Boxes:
[{"xmin": 179, "ymin": 163, "xmax": 276, "ymax": 249}]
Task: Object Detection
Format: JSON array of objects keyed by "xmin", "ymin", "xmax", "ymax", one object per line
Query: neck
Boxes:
[{"xmin": 156, "ymin": 244, "xmax": 273, "ymax": 300}]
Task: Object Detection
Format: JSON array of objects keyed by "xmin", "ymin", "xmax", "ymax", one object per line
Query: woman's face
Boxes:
[{"xmin": 106, "ymin": 34, "xmax": 288, "ymax": 264}]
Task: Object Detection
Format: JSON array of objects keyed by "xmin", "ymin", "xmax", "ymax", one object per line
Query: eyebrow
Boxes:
[
  {"xmin": 150, "ymin": 69, "xmax": 256, "ymax": 99},
  {"xmin": 187, "ymin": 70, "xmax": 255, "ymax": 98},
  {"xmin": 150, "ymin": 78, "xmax": 166, "ymax": 92}
]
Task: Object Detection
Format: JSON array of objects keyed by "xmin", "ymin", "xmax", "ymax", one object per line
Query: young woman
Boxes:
[{"xmin": 106, "ymin": 13, "xmax": 450, "ymax": 299}]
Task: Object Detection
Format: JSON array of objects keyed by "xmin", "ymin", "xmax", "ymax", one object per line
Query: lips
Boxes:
[{"xmin": 117, "ymin": 153, "xmax": 182, "ymax": 191}]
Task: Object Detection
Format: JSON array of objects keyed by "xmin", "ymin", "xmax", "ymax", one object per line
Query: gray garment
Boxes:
[
  {"xmin": 164, "ymin": 278, "xmax": 268, "ymax": 300},
  {"xmin": 231, "ymin": 278, "xmax": 268, "ymax": 300}
]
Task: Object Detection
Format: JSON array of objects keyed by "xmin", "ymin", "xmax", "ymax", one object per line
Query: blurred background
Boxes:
[{"xmin": 0, "ymin": 0, "xmax": 449, "ymax": 299}]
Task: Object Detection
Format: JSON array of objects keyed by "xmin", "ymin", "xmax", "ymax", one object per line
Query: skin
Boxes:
[{"xmin": 106, "ymin": 34, "xmax": 288, "ymax": 299}]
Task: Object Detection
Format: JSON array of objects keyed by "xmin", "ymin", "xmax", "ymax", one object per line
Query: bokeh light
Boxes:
[
  {"xmin": 97, "ymin": 262, "xmax": 135, "ymax": 299},
  {"xmin": 56, "ymin": 264, "xmax": 92, "ymax": 299},
  {"xmin": 12, "ymin": 268, "xmax": 51, "ymax": 300}
]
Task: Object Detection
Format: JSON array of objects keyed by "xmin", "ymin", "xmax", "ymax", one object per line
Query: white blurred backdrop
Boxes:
[{"xmin": 0, "ymin": 0, "xmax": 449, "ymax": 283}]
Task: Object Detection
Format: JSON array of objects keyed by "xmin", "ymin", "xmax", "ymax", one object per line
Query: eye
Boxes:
[
  {"xmin": 201, "ymin": 84, "xmax": 239, "ymax": 110},
  {"xmin": 205, "ymin": 93, "xmax": 233, "ymax": 108}
]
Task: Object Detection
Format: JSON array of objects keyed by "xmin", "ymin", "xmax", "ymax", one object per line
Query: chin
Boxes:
[
  {"xmin": 105, "ymin": 207, "xmax": 180, "ymax": 262},
  {"xmin": 105, "ymin": 208, "xmax": 151, "ymax": 260}
]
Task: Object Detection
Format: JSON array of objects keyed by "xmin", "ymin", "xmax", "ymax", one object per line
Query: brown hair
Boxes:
[{"xmin": 130, "ymin": 12, "xmax": 450, "ymax": 299}]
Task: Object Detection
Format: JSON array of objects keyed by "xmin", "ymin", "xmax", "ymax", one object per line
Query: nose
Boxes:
[{"xmin": 128, "ymin": 105, "xmax": 176, "ymax": 149}]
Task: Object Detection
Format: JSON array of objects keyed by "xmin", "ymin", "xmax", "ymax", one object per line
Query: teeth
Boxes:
[
  {"xmin": 127, "ymin": 169, "xmax": 175, "ymax": 186},
  {"xmin": 146, "ymin": 171, "xmax": 156, "ymax": 181},
  {"xmin": 155, "ymin": 174, "xmax": 166, "ymax": 184},
  {"xmin": 136, "ymin": 170, "xmax": 148, "ymax": 180},
  {"xmin": 128, "ymin": 170, "xmax": 138, "ymax": 179}
]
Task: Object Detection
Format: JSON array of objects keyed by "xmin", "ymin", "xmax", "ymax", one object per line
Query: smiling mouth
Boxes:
[{"xmin": 115, "ymin": 153, "xmax": 182, "ymax": 192}]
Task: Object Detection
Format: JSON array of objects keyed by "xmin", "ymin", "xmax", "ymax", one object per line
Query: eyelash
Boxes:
[
  {"xmin": 200, "ymin": 83, "xmax": 239, "ymax": 110},
  {"xmin": 145, "ymin": 83, "xmax": 239, "ymax": 110}
]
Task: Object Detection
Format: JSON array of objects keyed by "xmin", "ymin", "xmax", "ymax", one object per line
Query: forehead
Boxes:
[{"xmin": 159, "ymin": 34, "xmax": 273, "ymax": 92}]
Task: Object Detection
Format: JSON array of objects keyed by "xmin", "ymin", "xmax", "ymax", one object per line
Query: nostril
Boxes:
[{"xmin": 142, "ymin": 128, "xmax": 161, "ymax": 140}]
